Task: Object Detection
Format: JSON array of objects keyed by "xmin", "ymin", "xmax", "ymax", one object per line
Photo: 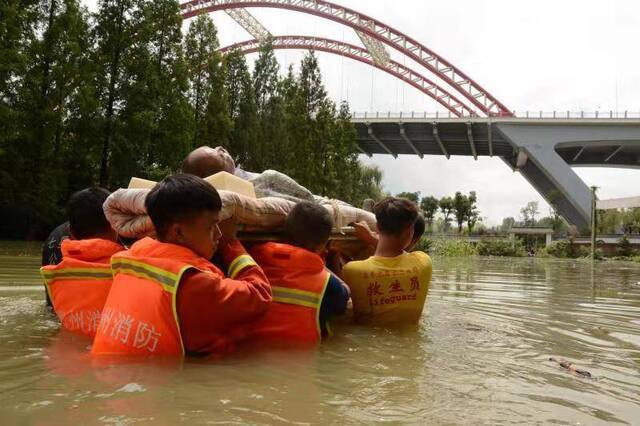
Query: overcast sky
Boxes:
[{"xmin": 84, "ymin": 0, "xmax": 640, "ymax": 224}]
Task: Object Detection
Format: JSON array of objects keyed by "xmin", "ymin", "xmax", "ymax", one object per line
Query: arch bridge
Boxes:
[{"xmin": 180, "ymin": 0, "xmax": 640, "ymax": 229}]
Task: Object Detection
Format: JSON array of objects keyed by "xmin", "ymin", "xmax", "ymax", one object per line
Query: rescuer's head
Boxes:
[
  {"xmin": 373, "ymin": 197, "xmax": 419, "ymax": 250},
  {"xmin": 145, "ymin": 174, "xmax": 223, "ymax": 259},
  {"xmin": 181, "ymin": 146, "xmax": 236, "ymax": 178},
  {"xmin": 68, "ymin": 187, "xmax": 117, "ymax": 241},
  {"xmin": 284, "ymin": 201, "xmax": 333, "ymax": 254},
  {"xmin": 406, "ymin": 214, "xmax": 426, "ymax": 252}
]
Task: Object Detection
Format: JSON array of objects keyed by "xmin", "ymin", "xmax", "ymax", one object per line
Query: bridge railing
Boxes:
[{"xmin": 351, "ymin": 111, "xmax": 640, "ymax": 119}]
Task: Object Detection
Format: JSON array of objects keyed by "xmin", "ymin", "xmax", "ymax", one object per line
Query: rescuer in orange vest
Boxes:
[
  {"xmin": 92, "ymin": 174, "xmax": 272, "ymax": 356},
  {"xmin": 41, "ymin": 188, "xmax": 124, "ymax": 337},
  {"xmin": 248, "ymin": 201, "xmax": 351, "ymax": 347}
]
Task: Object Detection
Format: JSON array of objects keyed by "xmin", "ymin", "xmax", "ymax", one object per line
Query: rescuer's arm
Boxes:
[
  {"xmin": 351, "ymin": 221, "xmax": 379, "ymax": 248},
  {"xmin": 217, "ymin": 218, "xmax": 272, "ymax": 316},
  {"xmin": 318, "ymin": 273, "xmax": 351, "ymax": 337},
  {"xmin": 321, "ymin": 273, "xmax": 350, "ymax": 317},
  {"xmin": 176, "ymin": 222, "xmax": 271, "ymax": 355},
  {"xmin": 217, "ymin": 238, "xmax": 272, "ymax": 316}
]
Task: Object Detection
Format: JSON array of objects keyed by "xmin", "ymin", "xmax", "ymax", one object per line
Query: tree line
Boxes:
[
  {"xmin": 396, "ymin": 191, "xmax": 480, "ymax": 234},
  {"xmin": 0, "ymin": 0, "xmax": 383, "ymax": 239}
]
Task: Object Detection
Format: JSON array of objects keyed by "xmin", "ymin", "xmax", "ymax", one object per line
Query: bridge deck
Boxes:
[
  {"xmin": 352, "ymin": 116, "xmax": 640, "ymax": 229},
  {"xmin": 353, "ymin": 117, "xmax": 640, "ymax": 168}
]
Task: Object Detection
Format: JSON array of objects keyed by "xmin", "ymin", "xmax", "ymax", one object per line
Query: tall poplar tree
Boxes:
[
  {"xmin": 224, "ymin": 49, "xmax": 257, "ymax": 168},
  {"xmin": 184, "ymin": 14, "xmax": 219, "ymax": 146},
  {"xmin": 251, "ymin": 39, "xmax": 285, "ymax": 171},
  {"xmin": 201, "ymin": 51, "xmax": 231, "ymax": 150},
  {"xmin": 5, "ymin": 0, "xmax": 94, "ymax": 235},
  {"xmin": 93, "ymin": 0, "xmax": 137, "ymax": 186},
  {"xmin": 114, "ymin": 0, "xmax": 191, "ymax": 183}
]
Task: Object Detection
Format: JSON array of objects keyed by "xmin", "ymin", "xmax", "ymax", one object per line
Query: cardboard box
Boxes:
[
  {"xmin": 204, "ymin": 171, "xmax": 256, "ymax": 199},
  {"xmin": 128, "ymin": 177, "xmax": 157, "ymax": 189},
  {"xmin": 127, "ymin": 172, "xmax": 256, "ymax": 199}
]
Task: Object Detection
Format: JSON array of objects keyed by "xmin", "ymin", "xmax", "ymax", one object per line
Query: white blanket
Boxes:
[{"xmin": 104, "ymin": 188, "xmax": 376, "ymax": 239}]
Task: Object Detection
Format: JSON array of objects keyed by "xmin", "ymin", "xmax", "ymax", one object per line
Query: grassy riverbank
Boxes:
[
  {"xmin": 417, "ymin": 238, "xmax": 527, "ymax": 258},
  {"xmin": 417, "ymin": 236, "xmax": 640, "ymax": 262}
]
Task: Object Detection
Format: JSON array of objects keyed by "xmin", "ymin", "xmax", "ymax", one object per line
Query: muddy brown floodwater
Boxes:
[{"xmin": 1, "ymin": 251, "xmax": 639, "ymax": 424}]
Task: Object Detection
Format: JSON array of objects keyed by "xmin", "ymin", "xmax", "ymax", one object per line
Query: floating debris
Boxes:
[
  {"xmin": 549, "ymin": 357, "xmax": 592, "ymax": 378},
  {"xmin": 116, "ymin": 383, "xmax": 146, "ymax": 393}
]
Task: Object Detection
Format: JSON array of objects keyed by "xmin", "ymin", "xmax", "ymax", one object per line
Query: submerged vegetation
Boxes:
[{"xmin": 416, "ymin": 238, "xmax": 527, "ymax": 258}]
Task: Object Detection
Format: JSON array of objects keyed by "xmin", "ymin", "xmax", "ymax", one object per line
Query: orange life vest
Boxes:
[
  {"xmin": 90, "ymin": 237, "xmax": 219, "ymax": 356},
  {"xmin": 41, "ymin": 239, "xmax": 124, "ymax": 337},
  {"xmin": 249, "ymin": 242, "xmax": 330, "ymax": 346}
]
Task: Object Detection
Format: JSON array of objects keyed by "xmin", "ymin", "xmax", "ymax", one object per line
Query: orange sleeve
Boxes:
[{"xmin": 177, "ymin": 240, "xmax": 272, "ymax": 355}]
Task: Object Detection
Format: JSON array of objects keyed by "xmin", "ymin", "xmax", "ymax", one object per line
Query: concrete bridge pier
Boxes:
[
  {"xmin": 496, "ymin": 124, "xmax": 593, "ymax": 230},
  {"xmin": 497, "ymin": 122, "xmax": 640, "ymax": 230}
]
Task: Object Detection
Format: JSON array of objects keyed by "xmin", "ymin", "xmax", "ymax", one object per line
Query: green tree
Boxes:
[
  {"xmin": 332, "ymin": 101, "xmax": 360, "ymax": 203},
  {"xmin": 252, "ymin": 39, "xmax": 286, "ymax": 172},
  {"xmin": 184, "ymin": 14, "xmax": 219, "ymax": 146},
  {"xmin": 114, "ymin": 0, "xmax": 193, "ymax": 184},
  {"xmin": 353, "ymin": 165, "xmax": 384, "ymax": 207},
  {"xmin": 439, "ymin": 196, "xmax": 454, "ymax": 232},
  {"xmin": 280, "ymin": 64, "xmax": 305, "ymax": 176},
  {"xmin": 2, "ymin": 0, "xmax": 95, "ymax": 236},
  {"xmin": 0, "ymin": 1, "xmax": 40, "ymax": 159},
  {"xmin": 501, "ymin": 217, "xmax": 516, "ymax": 233},
  {"xmin": 253, "ymin": 38, "xmax": 280, "ymax": 115},
  {"xmin": 545, "ymin": 190, "xmax": 568, "ymax": 233},
  {"xmin": 201, "ymin": 51, "xmax": 231, "ymax": 150},
  {"xmin": 298, "ymin": 50, "xmax": 327, "ymax": 117},
  {"xmin": 621, "ymin": 209, "xmax": 639, "ymax": 234},
  {"xmin": 467, "ymin": 210, "xmax": 481, "ymax": 234},
  {"xmin": 224, "ymin": 49, "xmax": 257, "ymax": 168},
  {"xmin": 465, "ymin": 191, "xmax": 479, "ymax": 234},
  {"xmin": 453, "ymin": 191, "xmax": 477, "ymax": 234},
  {"xmin": 420, "ymin": 196, "xmax": 440, "ymax": 231},
  {"xmin": 397, "ymin": 191, "xmax": 420, "ymax": 204},
  {"xmin": 597, "ymin": 209, "xmax": 621, "ymax": 234},
  {"xmin": 617, "ymin": 235, "xmax": 633, "ymax": 257},
  {"xmin": 93, "ymin": 0, "xmax": 138, "ymax": 186},
  {"xmin": 520, "ymin": 201, "xmax": 540, "ymax": 226}
]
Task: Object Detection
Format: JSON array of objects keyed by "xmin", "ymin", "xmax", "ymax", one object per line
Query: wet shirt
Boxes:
[{"xmin": 343, "ymin": 252, "xmax": 432, "ymax": 325}]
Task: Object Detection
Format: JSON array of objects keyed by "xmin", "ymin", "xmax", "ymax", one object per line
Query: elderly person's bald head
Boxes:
[{"xmin": 182, "ymin": 146, "xmax": 235, "ymax": 178}]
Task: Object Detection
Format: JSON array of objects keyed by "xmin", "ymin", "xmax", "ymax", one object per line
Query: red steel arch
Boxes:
[
  {"xmin": 180, "ymin": 0, "xmax": 513, "ymax": 117},
  {"xmin": 220, "ymin": 36, "xmax": 475, "ymax": 117}
]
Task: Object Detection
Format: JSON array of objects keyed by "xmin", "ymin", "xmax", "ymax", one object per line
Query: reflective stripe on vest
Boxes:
[
  {"xmin": 111, "ymin": 258, "xmax": 183, "ymax": 293},
  {"xmin": 41, "ymin": 267, "xmax": 112, "ymax": 282},
  {"xmin": 272, "ymin": 272, "xmax": 331, "ymax": 338},
  {"xmin": 109, "ymin": 257, "xmax": 194, "ymax": 355},
  {"xmin": 272, "ymin": 286, "xmax": 323, "ymax": 309},
  {"xmin": 227, "ymin": 254, "xmax": 257, "ymax": 279},
  {"xmin": 40, "ymin": 265, "xmax": 114, "ymax": 337}
]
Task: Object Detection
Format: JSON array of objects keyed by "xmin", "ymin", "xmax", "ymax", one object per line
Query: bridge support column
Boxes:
[{"xmin": 496, "ymin": 124, "xmax": 593, "ymax": 230}]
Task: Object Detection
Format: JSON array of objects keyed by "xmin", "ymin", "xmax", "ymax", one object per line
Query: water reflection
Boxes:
[{"xmin": 0, "ymin": 256, "xmax": 639, "ymax": 424}]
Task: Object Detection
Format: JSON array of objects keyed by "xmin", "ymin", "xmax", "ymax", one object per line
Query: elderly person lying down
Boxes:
[
  {"xmin": 103, "ymin": 146, "xmax": 376, "ymax": 243},
  {"xmin": 182, "ymin": 146, "xmax": 317, "ymax": 203}
]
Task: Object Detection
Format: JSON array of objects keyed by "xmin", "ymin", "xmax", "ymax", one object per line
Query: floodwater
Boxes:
[{"xmin": 1, "ymin": 249, "xmax": 639, "ymax": 425}]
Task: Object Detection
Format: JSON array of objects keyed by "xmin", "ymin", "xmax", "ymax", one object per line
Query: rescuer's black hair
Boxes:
[
  {"xmin": 145, "ymin": 174, "xmax": 222, "ymax": 238},
  {"xmin": 373, "ymin": 197, "xmax": 419, "ymax": 235},
  {"xmin": 284, "ymin": 201, "xmax": 333, "ymax": 252},
  {"xmin": 68, "ymin": 187, "xmax": 112, "ymax": 239},
  {"xmin": 412, "ymin": 214, "xmax": 426, "ymax": 243}
]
